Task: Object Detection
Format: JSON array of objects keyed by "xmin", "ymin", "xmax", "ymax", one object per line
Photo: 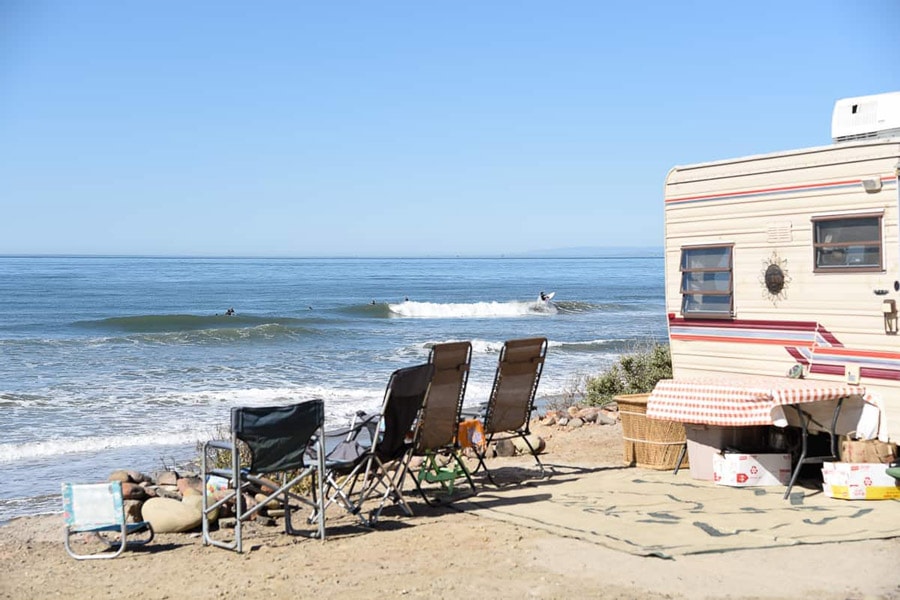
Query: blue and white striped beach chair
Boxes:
[{"xmin": 62, "ymin": 481, "xmax": 154, "ymax": 560}]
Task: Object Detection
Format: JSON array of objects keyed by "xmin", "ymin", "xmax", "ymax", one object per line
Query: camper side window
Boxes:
[
  {"xmin": 813, "ymin": 215, "xmax": 882, "ymax": 272},
  {"xmin": 680, "ymin": 245, "xmax": 733, "ymax": 318}
]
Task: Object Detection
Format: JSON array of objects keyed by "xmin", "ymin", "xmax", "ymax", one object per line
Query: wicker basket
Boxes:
[{"xmin": 616, "ymin": 393, "xmax": 688, "ymax": 471}]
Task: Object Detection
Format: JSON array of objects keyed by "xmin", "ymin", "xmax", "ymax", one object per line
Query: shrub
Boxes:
[{"xmin": 584, "ymin": 341, "xmax": 672, "ymax": 407}]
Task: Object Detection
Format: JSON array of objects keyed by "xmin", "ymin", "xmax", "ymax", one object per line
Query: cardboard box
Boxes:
[
  {"xmin": 685, "ymin": 424, "xmax": 768, "ymax": 481},
  {"xmin": 838, "ymin": 438, "xmax": 897, "ymax": 464},
  {"xmin": 713, "ymin": 452, "xmax": 792, "ymax": 487},
  {"xmin": 821, "ymin": 462, "xmax": 900, "ymax": 500}
]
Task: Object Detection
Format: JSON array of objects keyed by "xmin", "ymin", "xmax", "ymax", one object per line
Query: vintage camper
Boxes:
[{"xmin": 662, "ymin": 91, "xmax": 900, "ymax": 445}]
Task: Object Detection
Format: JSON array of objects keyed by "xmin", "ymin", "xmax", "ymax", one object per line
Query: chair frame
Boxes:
[
  {"xmin": 322, "ymin": 363, "xmax": 434, "ymax": 526},
  {"xmin": 473, "ymin": 337, "xmax": 549, "ymax": 485},
  {"xmin": 62, "ymin": 481, "xmax": 154, "ymax": 560},
  {"xmin": 409, "ymin": 341, "xmax": 477, "ymax": 504},
  {"xmin": 201, "ymin": 399, "xmax": 326, "ymax": 553}
]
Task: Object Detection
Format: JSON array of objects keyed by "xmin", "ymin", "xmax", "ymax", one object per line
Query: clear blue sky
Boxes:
[{"xmin": 1, "ymin": 1, "xmax": 898, "ymax": 257}]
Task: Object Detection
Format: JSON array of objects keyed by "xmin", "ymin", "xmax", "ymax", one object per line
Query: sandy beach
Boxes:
[{"xmin": 2, "ymin": 420, "xmax": 899, "ymax": 600}]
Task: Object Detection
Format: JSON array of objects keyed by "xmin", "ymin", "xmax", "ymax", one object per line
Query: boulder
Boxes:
[
  {"xmin": 152, "ymin": 485, "xmax": 183, "ymax": 500},
  {"xmin": 141, "ymin": 496, "xmax": 203, "ymax": 533},
  {"xmin": 494, "ymin": 439, "xmax": 517, "ymax": 457},
  {"xmin": 127, "ymin": 470, "xmax": 148, "ymax": 484},
  {"xmin": 512, "ymin": 435, "xmax": 546, "ymax": 455},
  {"xmin": 577, "ymin": 407, "xmax": 600, "ymax": 423},
  {"xmin": 598, "ymin": 411, "xmax": 618, "ymax": 425},
  {"xmin": 120, "ymin": 482, "xmax": 148, "ymax": 500},
  {"xmin": 108, "ymin": 470, "xmax": 131, "ymax": 483},
  {"xmin": 123, "ymin": 500, "xmax": 143, "ymax": 523},
  {"xmin": 177, "ymin": 476, "xmax": 203, "ymax": 497},
  {"xmin": 568, "ymin": 417, "xmax": 585, "ymax": 429},
  {"xmin": 155, "ymin": 470, "xmax": 179, "ymax": 487},
  {"xmin": 566, "ymin": 406, "xmax": 580, "ymax": 418}
]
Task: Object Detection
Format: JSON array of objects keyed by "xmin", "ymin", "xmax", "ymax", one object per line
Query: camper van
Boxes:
[{"xmin": 663, "ymin": 91, "xmax": 900, "ymax": 444}]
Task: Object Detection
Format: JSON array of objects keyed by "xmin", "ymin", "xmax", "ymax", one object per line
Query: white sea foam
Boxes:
[{"xmin": 387, "ymin": 300, "xmax": 555, "ymax": 319}]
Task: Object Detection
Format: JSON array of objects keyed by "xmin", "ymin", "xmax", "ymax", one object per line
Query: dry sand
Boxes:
[{"xmin": 2, "ymin": 421, "xmax": 899, "ymax": 600}]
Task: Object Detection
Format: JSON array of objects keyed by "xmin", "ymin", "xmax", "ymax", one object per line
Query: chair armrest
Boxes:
[{"xmin": 204, "ymin": 439, "xmax": 233, "ymax": 452}]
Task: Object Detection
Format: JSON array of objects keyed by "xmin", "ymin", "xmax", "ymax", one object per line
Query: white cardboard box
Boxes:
[
  {"xmin": 821, "ymin": 462, "xmax": 900, "ymax": 500},
  {"xmin": 713, "ymin": 452, "xmax": 792, "ymax": 487},
  {"xmin": 685, "ymin": 424, "xmax": 768, "ymax": 481}
]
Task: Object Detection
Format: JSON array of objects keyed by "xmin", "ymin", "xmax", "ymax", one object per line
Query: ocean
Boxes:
[{"xmin": 0, "ymin": 255, "xmax": 665, "ymax": 522}]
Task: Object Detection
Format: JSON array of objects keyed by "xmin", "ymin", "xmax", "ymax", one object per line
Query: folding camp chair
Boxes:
[
  {"xmin": 409, "ymin": 342, "xmax": 477, "ymax": 504},
  {"xmin": 62, "ymin": 481, "xmax": 154, "ymax": 560},
  {"xmin": 322, "ymin": 363, "xmax": 434, "ymax": 526},
  {"xmin": 470, "ymin": 337, "xmax": 548, "ymax": 485},
  {"xmin": 201, "ymin": 399, "xmax": 326, "ymax": 553}
]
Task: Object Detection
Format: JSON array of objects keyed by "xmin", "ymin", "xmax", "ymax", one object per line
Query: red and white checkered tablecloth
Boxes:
[{"xmin": 646, "ymin": 375, "xmax": 867, "ymax": 426}]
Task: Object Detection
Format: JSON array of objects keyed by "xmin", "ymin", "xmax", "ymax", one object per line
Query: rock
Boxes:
[
  {"xmin": 155, "ymin": 470, "xmax": 179, "ymax": 487},
  {"xmin": 494, "ymin": 439, "xmax": 517, "ymax": 457},
  {"xmin": 598, "ymin": 411, "xmax": 618, "ymax": 425},
  {"xmin": 120, "ymin": 482, "xmax": 148, "ymax": 500},
  {"xmin": 254, "ymin": 493, "xmax": 281, "ymax": 511},
  {"xmin": 577, "ymin": 407, "xmax": 600, "ymax": 423},
  {"xmin": 512, "ymin": 435, "xmax": 546, "ymax": 455},
  {"xmin": 152, "ymin": 485, "xmax": 183, "ymax": 500},
  {"xmin": 177, "ymin": 476, "xmax": 203, "ymax": 497},
  {"xmin": 568, "ymin": 417, "xmax": 584, "ymax": 429},
  {"xmin": 541, "ymin": 414, "xmax": 558, "ymax": 426},
  {"xmin": 558, "ymin": 417, "xmax": 569, "ymax": 426},
  {"xmin": 123, "ymin": 500, "xmax": 143, "ymax": 523},
  {"xmin": 141, "ymin": 496, "xmax": 203, "ymax": 533},
  {"xmin": 566, "ymin": 406, "xmax": 580, "ymax": 418},
  {"xmin": 108, "ymin": 470, "xmax": 131, "ymax": 483},
  {"xmin": 127, "ymin": 470, "xmax": 148, "ymax": 484}
]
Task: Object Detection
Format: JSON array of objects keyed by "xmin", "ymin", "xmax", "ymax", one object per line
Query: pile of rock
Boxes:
[
  {"xmin": 538, "ymin": 405, "xmax": 619, "ymax": 429},
  {"xmin": 107, "ymin": 468, "xmax": 281, "ymax": 534}
]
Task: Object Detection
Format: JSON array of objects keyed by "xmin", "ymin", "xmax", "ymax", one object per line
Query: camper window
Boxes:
[
  {"xmin": 813, "ymin": 215, "xmax": 882, "ymax": 272},
  {"xmin": 679, "ymin": 245, "xmax": 733, "ymax": 318}
]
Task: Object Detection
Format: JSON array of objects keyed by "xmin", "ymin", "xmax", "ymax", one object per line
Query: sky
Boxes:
[{"xmin": 1, "ymin": 1, "xmax": 899, "ymax": 258}]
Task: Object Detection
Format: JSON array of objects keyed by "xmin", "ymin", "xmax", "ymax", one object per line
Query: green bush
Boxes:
[{"xmin": 584, "ymin": 341, "xmax": 672, "ymax": 407}]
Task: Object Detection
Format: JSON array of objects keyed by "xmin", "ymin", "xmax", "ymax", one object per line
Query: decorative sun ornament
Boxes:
[{"xmin": 761, "ymin": 251, "xmax": 791, "ymax": 305}]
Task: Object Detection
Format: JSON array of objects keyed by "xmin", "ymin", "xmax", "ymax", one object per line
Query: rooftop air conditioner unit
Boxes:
[{"xmin": 831, "ymin": 91, "xmax": 900, "ymax": 143}]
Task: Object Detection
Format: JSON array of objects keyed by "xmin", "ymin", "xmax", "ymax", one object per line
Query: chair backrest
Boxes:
[
  {"xmin": 415, "ymin": 342, "xmax": 472, "ymax": 453},
  {"xmin": 232, "ymin": 399, "xmax": 325, "ymax": 474},
  {"xmin": 62, "ymin": 482, "xmax": 125, "ymax": 531},
  {"xmin": 483, "ymin": 337, "xmax": 548, "ymax": 434},
  {"xmin": 374, "ymin": 363, "xmax": 434, "ymax": 462}
]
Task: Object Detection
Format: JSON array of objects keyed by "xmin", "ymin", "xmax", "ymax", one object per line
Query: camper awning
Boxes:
[{"xmin": 646, "ymin": 375, "xmax": 867, "ymax": 427}]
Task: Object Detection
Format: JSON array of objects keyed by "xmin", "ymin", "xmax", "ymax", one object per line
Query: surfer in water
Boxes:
[
  {"xmin": 225, "ymin": 307, "xmax": 235, "ymax": 316},
  {"xmin": 539, "ymin": 291, "xmax": 549, "ymax": 302}
]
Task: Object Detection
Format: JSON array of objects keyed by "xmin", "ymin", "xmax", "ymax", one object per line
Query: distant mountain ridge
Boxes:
[{"xmin": 516, "ymin": 246, "xmax": 663, "ymax": 258}]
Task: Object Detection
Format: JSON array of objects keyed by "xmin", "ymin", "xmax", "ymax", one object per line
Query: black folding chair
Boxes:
[
  {"xmin": 322, "ymin": 363, "xmax": 434, "ymax": 526},
  {"xmin": 201, "ymin": 399, "xmax": 326, "ymax": 552}
]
